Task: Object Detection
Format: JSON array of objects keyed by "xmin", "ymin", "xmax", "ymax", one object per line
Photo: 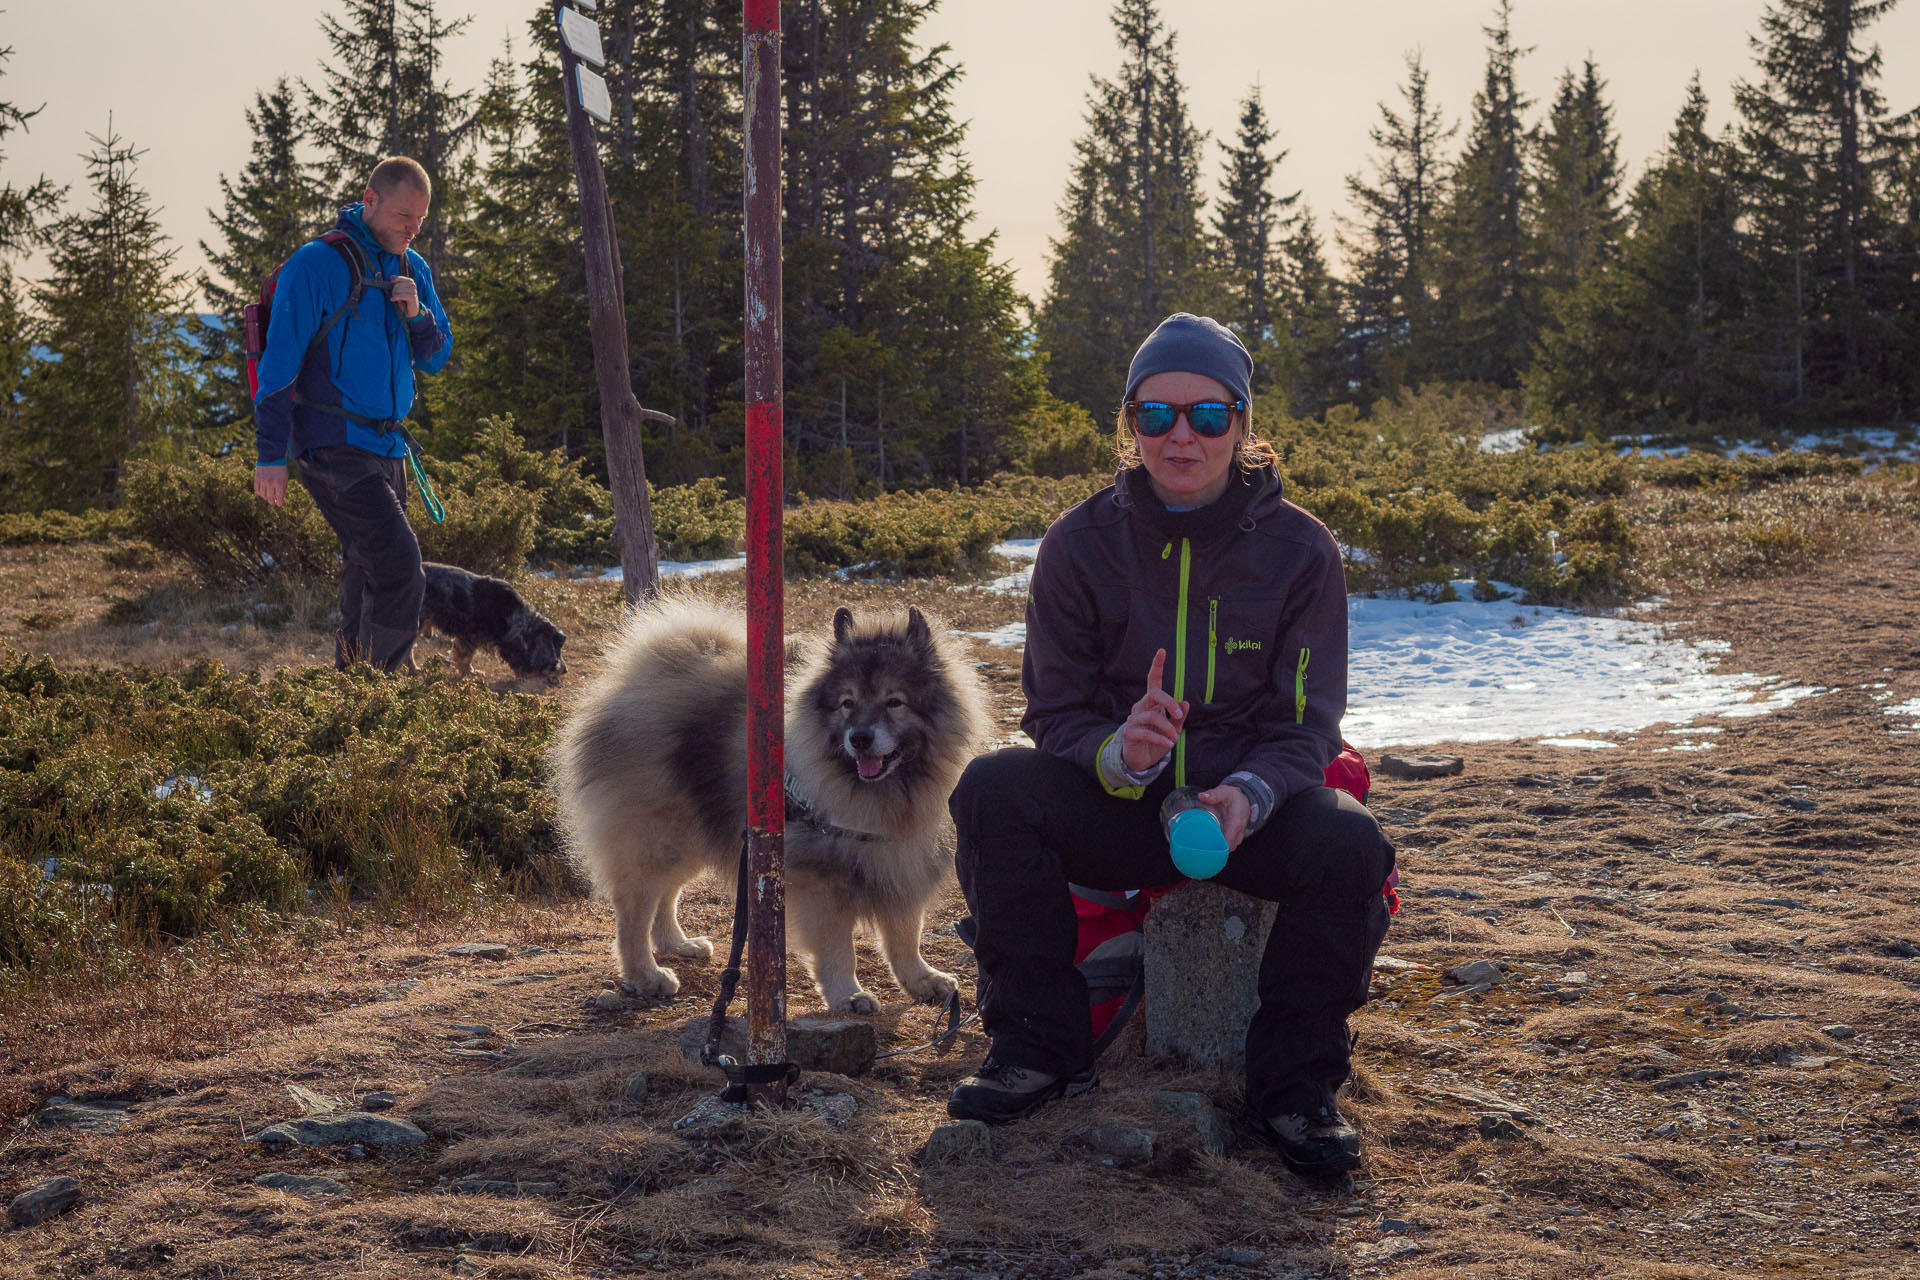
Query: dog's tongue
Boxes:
[{"xmin": 857, "ymin": 753, "xmax": 886, "ymax": 779}]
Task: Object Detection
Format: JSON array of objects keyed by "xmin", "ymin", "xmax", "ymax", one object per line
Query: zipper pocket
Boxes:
[
  {"xmin": 1295, "ymin": 647, "xmax": 1311, "ymax": 724},
  {"xmin": 1205, "ymin": 598, "xmax": 1218, "ymax": 703}
]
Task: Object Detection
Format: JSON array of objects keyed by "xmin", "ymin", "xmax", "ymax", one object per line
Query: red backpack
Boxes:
[{"xmin": 1073, "ymin": 742, "xmax": 1397, "ymax": 1052}]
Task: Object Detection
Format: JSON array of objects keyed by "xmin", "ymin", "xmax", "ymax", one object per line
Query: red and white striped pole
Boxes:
[{"xmin": 741, "ymin": 0, "xmax": 789, "ymax": 1102}]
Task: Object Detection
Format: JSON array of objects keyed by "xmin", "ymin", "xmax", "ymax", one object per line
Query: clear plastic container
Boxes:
[{"xmin": 1159, "ymin": 786, "xmax": 1229, "ymax": 879}]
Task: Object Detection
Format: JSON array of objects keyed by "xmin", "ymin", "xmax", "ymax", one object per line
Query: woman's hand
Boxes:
[
  {"xmin": 1121, "ymin": 648, "xmax": 1188, "ymax": 774},
  {"xmin": 1196, "ymin": 783, "xmax": 1251, "ymax": 851}
]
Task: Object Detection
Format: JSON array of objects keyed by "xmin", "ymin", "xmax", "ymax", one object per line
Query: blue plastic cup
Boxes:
[{"xmin": 1160, "ymin": 787, "xmax": 1230, "ymax": 880}]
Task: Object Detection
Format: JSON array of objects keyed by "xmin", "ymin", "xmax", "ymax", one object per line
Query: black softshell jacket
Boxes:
[{"xmin": 1020, "ymin": 464, "xmax": 1349, "ymax": 808}]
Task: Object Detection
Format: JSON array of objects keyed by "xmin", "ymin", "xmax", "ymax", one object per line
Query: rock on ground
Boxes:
[
  {"xmin": 1378, "ymin": 752, "xmax": 1464, "ymax": 780},
  {"xmin": 253, "ymin": 1112, "xmax": 428, "ymax": 1148},
  {"xmin": 7, "ymin": 1177, "xmax": 80, "ymax": 1228}
]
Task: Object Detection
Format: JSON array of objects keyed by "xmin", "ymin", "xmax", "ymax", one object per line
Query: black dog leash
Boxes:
[{"xmin": 701, "ymin": 832, "xmax": 798, "ymax": 1101}]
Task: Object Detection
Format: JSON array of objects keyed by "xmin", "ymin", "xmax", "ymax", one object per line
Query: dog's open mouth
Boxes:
[{"xmin": 855, "ymin": 749, "xmax": 902, "ymax": 781}]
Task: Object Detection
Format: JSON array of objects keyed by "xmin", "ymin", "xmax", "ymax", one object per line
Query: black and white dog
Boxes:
[{"xmin": 419, "ymin": 562, "xmax": 568, "ymax": 684}]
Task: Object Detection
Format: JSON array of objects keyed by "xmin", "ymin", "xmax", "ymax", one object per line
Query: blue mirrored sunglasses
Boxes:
[{"xmin": 1124, "ymin": 398, "xmax": 1245, "ymax": 438}]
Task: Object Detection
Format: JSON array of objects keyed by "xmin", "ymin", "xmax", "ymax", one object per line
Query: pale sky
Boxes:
[{"xmin": 7, "ymin": 1, "xmax": 1920, "ymax": 304}]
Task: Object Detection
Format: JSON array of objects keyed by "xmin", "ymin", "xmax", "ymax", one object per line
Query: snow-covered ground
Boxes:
[{"xmin": 960, "ymin": 541, "xmax": 1827, "ymax": 752}]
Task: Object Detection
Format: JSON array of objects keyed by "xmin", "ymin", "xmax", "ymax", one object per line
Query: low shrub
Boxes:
[
  {"xmin": 0, "ymin": 650, "xmax": 569, "ymax": 988},
  {"xmin": 651, "ymin": 476, "xmax": 745, "ymax": 561},
  {"xmin": 121, "ymin": 452, "xmax": 335, "ymax": 588},
  {"xmin": 0, "ymin": 507, "xmax": 128, "ymax": 547},
  {"xmin": 785, "ymin": 489, "xmax": 1007, "ymax": 576}
]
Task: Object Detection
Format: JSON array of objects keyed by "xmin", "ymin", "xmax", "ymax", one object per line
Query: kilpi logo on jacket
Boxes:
[{"xmin": 1224, "ymin": 637, "xmax": 1261, "ymax": 653}]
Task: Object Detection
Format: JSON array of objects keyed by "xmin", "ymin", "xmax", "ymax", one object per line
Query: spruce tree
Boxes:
[
  {"xmin": 1342, "ymin": 51, "xmax": 1453, "ymax": 398},
  {"xmin": 0, "ymin": 36, "xmax": 63, "ymax": 497},
  {"xmin": 1037, "ymin": 0, "xmax": 1217, "ymax": 417},
  {"xmin": 777, "ymin": 0, "xmax": 1035, "ymax": 490},
  {"xmin": 198, "ymin": 79, "xmax": 329, "ymax": 430},
  {"xmin": 420, "ymin": 30, "xmax": 594, "ymax": 462},
  {"xmin": 1212, "ymin": 86, "xmax": 1297, "ymax": 355},
  {"xmin": 1534, "ymin": 58, "xmax": 1625, "ymax": 299},
  {"xmin": 1529, "ymin": 77, "xmax": 1747, "ymax": 430},
  {"xmin": 1733, "ymin": 0, "xmax": 1912, "ymax": 416},
  {"xmin": 1434, "ymin": 0, "xmax": 1539, "ymax": 387},
  {"xmin": 1280, "ymin": 208, "xmax": 1346, "ymax": 419},
  {"xmin": 19, "ymin": 124, "xmax": 194, "ymax": 509},
  {"xmin": 305, "ymin": 0, "xmax": 476, "ymax": 280}
]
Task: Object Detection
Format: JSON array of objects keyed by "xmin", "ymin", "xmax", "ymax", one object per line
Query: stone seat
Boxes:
[{"xmin": 1142, "ymin": 881, "xmax": 1275, "ymax": 1068}]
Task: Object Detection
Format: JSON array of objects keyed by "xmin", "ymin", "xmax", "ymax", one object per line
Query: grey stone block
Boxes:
[
  {"xmin": 1144, "ymin": 882, "xmax": 1274, "ymax": 1067},
  {"xmin": 788, "ymin": 1018, "xmax": 877, "ymax": 1075},
  {"xmin": 1153, "ymin": 1090, "xmax": 1233, "ymax": 1156},
  {"xmin": 1084, "ymin": 1123, "xmax": 1156, "ymax": 1166},
  {"xmin": 677, "ymin": 1015, "xmax": 875, "ymax": 1076},
  {"xmin": 1379, "ymin": 753, "xmax": 1464, "ymax": 780},
  {"xmin": 920, "ymin": 1119, "xmax": 992, "ymax": 1163}
]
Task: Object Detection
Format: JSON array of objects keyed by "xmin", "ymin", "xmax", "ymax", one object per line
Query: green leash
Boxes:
[{"xmin": 407, "ymin": 444, "xmax": 446, "ymax": 525}]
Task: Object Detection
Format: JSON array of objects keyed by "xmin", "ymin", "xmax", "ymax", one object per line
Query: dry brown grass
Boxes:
[{"xmin": 3, "ymin": 488, "xmax": 1920, "ymax": 1277}]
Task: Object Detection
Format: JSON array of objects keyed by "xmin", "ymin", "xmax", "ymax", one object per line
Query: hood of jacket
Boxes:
[{"xmin": 336, "ymin": 204, "xmax": 409, "ymax": 275}]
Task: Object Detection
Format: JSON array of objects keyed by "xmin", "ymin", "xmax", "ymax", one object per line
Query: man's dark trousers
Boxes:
[
  {"xmin": 950, "ymin": 746, "xmax": 1394, "ymax": 1117},
  {"xmin": 295, "ymin": 444, "xmax": 424, "ymax": 673}
]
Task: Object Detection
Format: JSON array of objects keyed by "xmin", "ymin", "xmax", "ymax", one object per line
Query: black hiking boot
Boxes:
[
  {"xmin": 946, "ymin": 1058, "xmax": 1097, "ymax": 1124},
  {"xmin": 1255, "ymin": 1103, "xmax": 1362, "ymax": 1176}
]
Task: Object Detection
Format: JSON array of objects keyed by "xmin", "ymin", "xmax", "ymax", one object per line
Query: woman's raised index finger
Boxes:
[{"xmin": 1146, "ymin": 647, "xmax": 1167, "ymax": 691}]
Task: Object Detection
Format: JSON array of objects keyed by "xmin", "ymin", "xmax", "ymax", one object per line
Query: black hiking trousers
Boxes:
[
  {"xmin": 951, "ymin": 746, "xmax": 1394, "ymax": 1118},
  {"xmin": 295, "ymin": 444, "xmax": 424, "ymax": 674}
]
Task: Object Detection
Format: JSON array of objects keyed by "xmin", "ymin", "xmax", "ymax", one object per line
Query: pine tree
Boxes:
[
  {"xmin": 420, "ymin": 29, "xmax": 596, "ymax": 463},
  {"xmin": 0, "ymin": 36, "xmax": 64, "ymax": 496},
  {"xmin": 1529, "ymin": 77, "xmax": 1747, "ymax": 430},
  {"xmin": 197, "ymin": 79, "xmax": 329, "ymax": 430},
  {"xmin": 1212, "ymin": 86, "xmax": 1297, "ymax": 355},
  {"xmin": 19, "ymin": 124, "xmax": 195, "ymax": 509},
  {"xmin": 777, "ymin": 0, "xmax": 1035, "ymax": 490},
  {"xmin": 1342, "ymin": 51, "xmax": 1453, "ymax": 397},
  {"xmin": 1434, "ymin": 0, "xmax": 1539, "ymax": 386},
  {"xmin": 1037, "ymin": 0, "xmax": 1217, "ymax": 417},
  {"xmin": 1733, "ymin": 0, "xmax": 1913, "ymax": 416},
  {"xmin": 1280, "ymin": 208, "xmax": 1346, "ymax": 418},
  {"xmin": 304, "ymin": 0, "xmax": 477, "ymax": 280},
  {"xmin": 1534, "ymin": 57, "xmax": 1625, "ymax": 299}
]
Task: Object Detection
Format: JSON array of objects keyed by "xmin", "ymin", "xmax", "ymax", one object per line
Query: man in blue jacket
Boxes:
[{"xmin": 251, "ymin": 155, "xmax": 453, "ymax": 672}]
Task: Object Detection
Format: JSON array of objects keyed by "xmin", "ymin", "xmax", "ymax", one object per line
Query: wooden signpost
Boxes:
[{"xmin": 551, "ymin": 0, "xmax": 673, "ymax": 606}]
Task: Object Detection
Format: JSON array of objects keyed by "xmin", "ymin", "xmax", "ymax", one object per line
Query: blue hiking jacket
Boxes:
[{"xmin": 253, "ymin": 204, "xmax": 453, "ymax": 465}]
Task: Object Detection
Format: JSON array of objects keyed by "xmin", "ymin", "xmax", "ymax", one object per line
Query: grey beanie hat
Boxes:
[{"xmin": 1124, "ymin": 312, "xmax": 1253, "ymax": 405}]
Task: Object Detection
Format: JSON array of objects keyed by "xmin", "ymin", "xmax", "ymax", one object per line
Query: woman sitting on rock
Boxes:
[{"xmin": 945, "ymin": 312, "xmax": 1395, "ymax": 1176}]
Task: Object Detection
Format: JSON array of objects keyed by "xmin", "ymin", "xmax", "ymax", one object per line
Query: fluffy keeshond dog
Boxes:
[{"xmin": 551, "ymin": 599, "xmax": 987, "ymax": 1013}]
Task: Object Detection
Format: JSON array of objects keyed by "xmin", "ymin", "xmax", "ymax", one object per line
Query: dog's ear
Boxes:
[
  {"xmin": 833, "ymin": 607, "xmax": 855, "ymax": 645},
  {"xmin": 906, "ymin": 606, "xmax": 931, "ymax": 647}
]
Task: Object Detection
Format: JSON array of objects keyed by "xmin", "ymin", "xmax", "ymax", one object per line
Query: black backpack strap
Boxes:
[{"xmin": 302, "ymin": 233, "xmax": 369, "ymax": 365}]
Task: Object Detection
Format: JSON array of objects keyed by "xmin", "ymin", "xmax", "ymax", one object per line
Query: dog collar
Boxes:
[{"xmin": 783, "ymin": 772, "xmax": 887, "ymax": 843}]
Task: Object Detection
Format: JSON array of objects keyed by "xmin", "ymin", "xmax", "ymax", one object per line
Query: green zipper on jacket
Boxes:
[
  {"xmin": 1174, "ymin": 538, "xmax": 1191, "ymax": 788},
  {"xmin": 1295, "ymin": 647, "xmax": 1311, "ymax": 724},
  {"xmin": 1205, "ymin": 597, "xmax": 1218, "ymax": 704}
]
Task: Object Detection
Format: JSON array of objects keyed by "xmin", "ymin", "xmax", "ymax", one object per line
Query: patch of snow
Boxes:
[
  {"xmin": 954, "ymin": 582, "xmax": 1833, "ymax": 750},
  {"xmin": 1537, "ymin": 738, "xmax": 1620, "ymax": 750},
  {"xmin": 973, "ymin": 539, "xmax": 1042, "ymax": 595},
  {"xmin": 593, "ymin": 556, "xmax": 748, "ymax": 584},
  {"xmin": 1479, "ymin": 427, "xmax": 1528, "ymax": 454},
  {"xmin": 958, "ymin": 622, "xmax": 1028, "ymax": 648},
  {"xmin": 153, "ymin": 774, "xmax": 213, "ymax": 802}
]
